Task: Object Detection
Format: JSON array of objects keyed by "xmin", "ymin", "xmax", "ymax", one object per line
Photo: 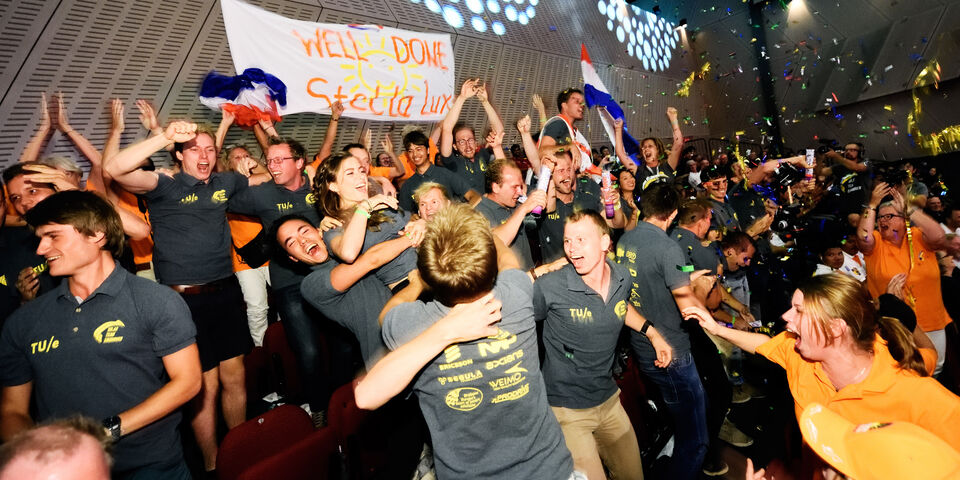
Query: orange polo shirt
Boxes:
[
  {"xmin": 397, "ymin": 139, "xmax": 438, "ymax": 182},
  {"xmin": 757, "ymin": 332, "xmax": 960, "ymax": 451},
  {"xmin": 228, "ymin": 213, "xmax": 266, "ymax": 272},
  {"xmin": 864, "ymin": 228, "xmax": 952, "ymax": 331}
]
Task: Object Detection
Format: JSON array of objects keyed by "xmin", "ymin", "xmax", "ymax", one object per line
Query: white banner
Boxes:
[{"xmin": 221, "ymin": 0, "xmax": 456, "ymax": 121}]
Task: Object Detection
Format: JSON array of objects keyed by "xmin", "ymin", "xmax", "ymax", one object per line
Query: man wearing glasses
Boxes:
[
  {"xmin": 103, "ymin": 121, "xmax": 270, "ymax": 474},
  {"xmin": 397, "ymin": 130, "xmax": 480, "ymax": 212},
  {"xmin": 438, "ymin": 79, "xmax": 504, "ymax": 193},
  {"xmin": 821, "ymin": 142, "xmax": 869, "ymax": 226},
  {"xmin": 227, "ymin": 137, "xmax": 348, "ymax": 428}
]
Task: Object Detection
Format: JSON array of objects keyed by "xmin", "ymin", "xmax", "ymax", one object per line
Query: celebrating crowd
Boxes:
[{"xmin": 1, "ymin": 80, "xmax": 959, "ymax": 480}]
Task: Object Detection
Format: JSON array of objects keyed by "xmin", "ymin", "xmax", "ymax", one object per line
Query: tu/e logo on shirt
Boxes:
[
  {"xmin": 180, "ymin": 193, "xmax": 198, "ymax": 205},
  {"xmin": 93, "ymin": 320, "xmax": 125, "ymax": 344},
  {"xmin": 31, "ymin": 335, "xmax": 59, "ymax": 354},
  {"xmin": 276, "ymin": 202, "xmax": 294, "ymax": 213},
  {"xmin": 211, "ymin": 189, "xmax": 228, "ymax": 204},
  {"xmin": 0, "ymin": 275, "xmax": 5, "ymax": 287},
  {"xmin": 569, "ymin": 307, "xmax": 594, "ymax": 324}
]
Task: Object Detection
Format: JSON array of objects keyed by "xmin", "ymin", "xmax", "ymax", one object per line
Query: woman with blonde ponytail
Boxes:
[{"xmin": 686, "ymin": 273, "xmax": 960, "ymax": 451}]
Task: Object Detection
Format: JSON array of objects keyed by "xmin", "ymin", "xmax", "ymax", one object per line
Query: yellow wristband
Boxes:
[
  {"xmin": 613, "ymin": 201, "xmax": 622, "ymax": 211},
  {"xmin": 355, "ymin": 207, "xmax": 371, "ymax": 219}
]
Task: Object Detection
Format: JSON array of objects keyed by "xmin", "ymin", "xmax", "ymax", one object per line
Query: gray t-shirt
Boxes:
[
  {"xmin": 322, "ymin": 209, "xmax": 416, "ymax": 287},
  {"xmin": 538, "ymin": 178, "xmax": 603, "ymax": 263},
  {"xmin": 669, "ymin": 227, "xmax": 721, "ymax": 275},
  {"xmin": 398, "ymin": 164, "xmax": 473, "ymax": 212},
  {"xmin": 709, "ymin": 199, "xmax": 741, "ymax": 234},
  {"xmin": 439, "ymin": 147, "xmax": 492, "ymax": 193},
  {"xmin": 140, "ymin": 171, "xmax": 248, "ymax": 285},
  {"xmin": 227, "ymin": 176, "xmax": 320, "ymax": 290},
  {"xmin": 616, "ymin": 221, "xmax": 691, "ymax": 360},
  {"xmin": 299, "ymin": 260, "xmax": 389, "ymax": 368},
  {"xmin": 474, "ymin": 197, "xmax": 535, "ymax": 271},
  {"xmin": 533, "ymin": 261, "xmax": 630, "ymax": 409},
  {"xmin": 0, "ymin": 265, "xmax": 196, "ymax": 473},
  {"xmin": 382, "ymin": 269, "xmax": 572, "ymax": 479}
]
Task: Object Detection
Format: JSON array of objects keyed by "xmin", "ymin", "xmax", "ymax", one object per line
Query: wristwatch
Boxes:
[{"xmin": 102, "ymin": 415, "xmax": 122, "ymax": 442}]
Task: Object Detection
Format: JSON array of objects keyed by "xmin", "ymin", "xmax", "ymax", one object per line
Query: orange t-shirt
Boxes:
[
  {"xmin": 228, "ymin": 213, "xmax": 266, "ymax": 272},
  {"xmin": 369, "ymin": 165, "xmax": 393, "ymax": 179},
  {"xmin": 756, "ymin": 332, "xmax": 960, "ymax": 450},
  {"xmin": 864, "ymin": 228, "xmax": 952, "ymax": 331},
  {"xmin": 84, "ymin": 183, "xmax": 154, "ymax": 266}
]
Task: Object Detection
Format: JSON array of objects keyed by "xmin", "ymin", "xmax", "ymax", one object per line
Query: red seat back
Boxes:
[
  {"xmin": 217, "ymin": 404, "xmax": 314, "ymax": 480},
  {"xmin": 263, "ymin": 322, "xmax": 304, "ymax": 400},
  {"xmin": 236, "ymin": 427, "xmax": 340, "ymax": 480}
]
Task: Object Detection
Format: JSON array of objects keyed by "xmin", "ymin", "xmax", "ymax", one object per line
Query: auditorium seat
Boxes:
[
  {"xmin": 263, "ymin": 322, "xmax": 304, "ymax": 403},
  {"xmin": 217, "ymin": 404, "xmax": 315, "ymax": 480},
  {"xmin": 236, "ymin": 427, "xmax": 340, "ymax": 480}
]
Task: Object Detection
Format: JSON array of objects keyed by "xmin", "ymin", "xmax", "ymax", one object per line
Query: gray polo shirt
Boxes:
[
  {"xmin": 398, "ymin": 164, "xmax": 473, "ymax": 212},
  {"xmin": 669, "ymin": 227, "xmax": 721, "ymax": 275},
  {"xmin": 710, "ymin": 198, "xmax": 741, "ymax": 234},
  {"xmin": 475, "ymin": 197, "xmax": 535, "ymax": 271},
  {"xmin": 439, "ymin": 147, "xmax": 492, "ymax": 193},
  {"xmin": 140, "ymin": 171, "xmax": 248, "ymax": 285},
  {"xmin": 228, "ymin": 176, "xmax": 320, "ymax": 289},
  {"xmin": 616, "ymin": 221, "xmax": 691, "ymax": 361},
  {"xmin": 299, "ymin": 260, "xmax": 389, "ymax": 368},
  {"xmin": 538, "ymin": 178, "xmax": 603, "ymax": 263},
  {"xmin": 322, "ymin": 209, "xmax": 416, "ymax": 287},
  {"xmin": 382, "ymin": 269, "xmax": 573, "ymax": 479},
  {"xmin": 0, "ymin": 265, "xmax": 196, "ymax": 473},
  {"xmin": 533, "ymin": 261, "xmax": 630, "ymax": 409}
]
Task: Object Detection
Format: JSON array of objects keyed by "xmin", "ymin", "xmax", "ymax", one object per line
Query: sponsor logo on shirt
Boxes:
[
  {"xmin": 305, "ymin": 193, "xmax": 317, "ymax": 205},
  {"xmin": 615, "ymin": 300, "xmax": 627, "ymax": 320},
  {"xmin": 0, "ymin": 275, "xmax": 5, "ymax": 287},
  {"xmin": 445, "ymin": 387, "xmax": 483, "ymax": 411},
  {"xmin": 476, "ymin": 329, "xmax": 517, "ymax": 357},
  {"xmin": 488, "ymin": 362, "xmax": 527, "ymax": 391},
  {"xmin": 93, "ymin": 320, "xmax": 125, "ymax": 344},
  {"xmin": 211, "ymin": 189, "xmax": 228, "ymax": 204}
]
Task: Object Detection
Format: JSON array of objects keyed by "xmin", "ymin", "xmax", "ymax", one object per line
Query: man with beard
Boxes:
[
  {"xmin": 539, "ymin": 88, "xmax": 592, "ymax": 173},
  {"xmin": 438, "ymin": 79, "xmax": 504, "ymax": 193},
  {"xmin": 538, "ymin": 149, "xmax": 626, "ymax": 263}
]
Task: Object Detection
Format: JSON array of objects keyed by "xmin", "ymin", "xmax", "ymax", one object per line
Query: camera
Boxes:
[
  {"xmin": 772, "ymin": 162, "xmax": 804, "ymax": 188},
  {"xmin": 873, "ymin": 161, "xmax": 909, "ymax": 186}
]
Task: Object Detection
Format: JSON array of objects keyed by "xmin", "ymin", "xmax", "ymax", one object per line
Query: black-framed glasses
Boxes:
[{"xmin": 878, "ymin": 213, "xmax": 903, "ymax": 221}]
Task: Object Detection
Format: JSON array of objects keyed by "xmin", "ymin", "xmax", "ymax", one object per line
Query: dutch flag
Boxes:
[{"xmin": 580, "ymin": 44, "xmax": 640, "ymax": 165}]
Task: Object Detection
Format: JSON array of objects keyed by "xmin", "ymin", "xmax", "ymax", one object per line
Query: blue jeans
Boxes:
[
  {"xmin": 635, "ymin": 350, "xmax": 708, "ymax": 480},
  {"xmin": 276, "ymin": 284, "xmax": 357, "ymax": 410}
]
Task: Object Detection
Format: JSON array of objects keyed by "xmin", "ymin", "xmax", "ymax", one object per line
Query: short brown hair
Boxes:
[
  {"xmin": 566, "ymin": 209, "xmax": 610, "ymax": 238},
  {"xmin": 417, "ymin": 203, "xmax": 497, "ymax": 306},
  {"xmin": 24, "ymin": 191, "xmax": 125, "ymax": 258},
  {"xmin": 677, "ymin": 199, "xmax": 712, "ymax": 226},
  {"xmin": 484, "ymin": 158, "xmax": 519, "ymax": 194},
  {"xmin": 172, "ymin": 125, "xmax": 215, "ymax": 156}
]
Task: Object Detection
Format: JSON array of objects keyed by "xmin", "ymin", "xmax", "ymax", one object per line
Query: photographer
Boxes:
[{"xmin": 820, "ymin": 143, "xmax": 870, "ymax": 226}]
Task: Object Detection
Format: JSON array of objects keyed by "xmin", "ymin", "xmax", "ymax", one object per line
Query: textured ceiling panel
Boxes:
[
  {"xmin": 318, "ymin": 0, "xmax": 396, "ymax": 23},
  {"xmin": 492, "ymin": 45, "xmax": 542, "ymax": 148},
  {"xmin": 860, "ymin": 7, "xmax": 945, "ymax": 101},
  {"xmin": 0, "ymin": 0, "xmax": 58, "ymax": 106}
]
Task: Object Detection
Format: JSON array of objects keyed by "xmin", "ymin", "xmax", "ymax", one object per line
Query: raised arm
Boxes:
[
  {"xmin": 531, "ymin": 94, "xmax": 548, "ymax": 130},
  {"xmin": 104, "ymin": 121, "xmax": 198, "ymax": 194},
  {"xmin": 440, "ymin": 79, "xmax": 479, "ymax": 158},
  {"xmin": 485, "ymin": 128, "xmax": 506, "ymax": 161},
  {"xmin": 516, "ymin": 115, "xmax": 542, "ymax": 172},
  {"xmin": 95, "ymin": 99, "xmax": 128, "ymax": 194},
  {"xmin": 327, "ymin": 194, "xmax": 398, "ymax": 263},
  {"xmin": 214, "ymin": 110, "xmax": 235, "ymax": 151},
  {"xmin": 55, "ymin": 93, "xmax": 102, "ymax": 171},
  {"xmin": 824, "ymin": 150, "xmax": 867, "ymax": 173},
  {"xmin": 355, "ymin": 293, "xmax": 501, "ymax": 410},
  {"xmin": 665, "ymin": 107, "xmax": 683, "ymax": 171},
  {"xmin": 380, "ymin": 133, "xmax": 405, "ymax": 179},
  {"xmin": 857, "ymin": 182, "xmax": 891, "ymax": 255},
  {"xmin": 314, "ymin": 101, "xmax": 344, "ymax": 163},
  {"xmin": 19, "ymin": 93, "xmax": 52, "ymax": 164},
  {"xmin": 476, "ymin": 83, "xmax": 504, "ymax": 141},
  {"xmin": 897, "ymin": 189, "xmax": 947, "ymax": 251},
  {"xmin": 612, "ymin": 117, "xmax": 638, "ymax": 175},
  {"xmin": 114, "ymin": 344, "xmax": 201, "ymax": 437},
  {"xmin": 491, "ymin": 189, "xmax": 544, "ymax": 246}
]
